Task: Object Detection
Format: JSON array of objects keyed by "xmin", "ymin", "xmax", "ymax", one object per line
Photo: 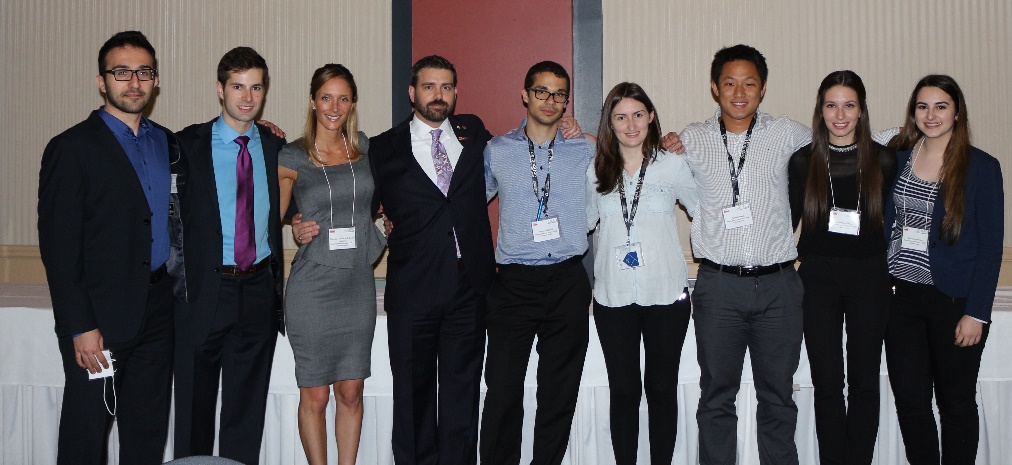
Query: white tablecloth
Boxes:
[{"xmin": 2, "ymin": 283, "xmax": 1010, "ymax": 464}]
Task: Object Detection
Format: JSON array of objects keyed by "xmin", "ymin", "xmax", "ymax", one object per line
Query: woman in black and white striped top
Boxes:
[{"xmin": 884, "ymin": 75, "xmax": 1004, "ymax": 465}]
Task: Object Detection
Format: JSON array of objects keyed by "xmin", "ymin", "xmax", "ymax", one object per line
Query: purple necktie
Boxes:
[
  {"xmin": 234, "ymin": 135, "xmax": 256, "ymax": 270},
  {"xmin": 430, "ymin": 129, "xmax": 453, "ymax": 195}
]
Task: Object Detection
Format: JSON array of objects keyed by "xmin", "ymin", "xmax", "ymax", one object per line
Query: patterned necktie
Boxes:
[
  {"xmin": 430, "ymin": 129, "xmax": 453, "ymax": 195},
  {"xmin": 234, "ymin": 135, "xmax": 256, "ymax": 270}
]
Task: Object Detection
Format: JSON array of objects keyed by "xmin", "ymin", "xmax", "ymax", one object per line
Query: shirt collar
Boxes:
[
  {"xmin": 213, "ymin": 113, "xmax": 258, "ymax": 145},
  {"xmin": 706, "ymin": 107, "xmax": 770, "ymax": 134},
  {"xmin": 98, "ymin": 106, "xmax": 152, "ymax": 138},
  {"xmin": 505, "ymin": 118, "xmax": 565, "ymax": 144},
  {"xmin": 410, "ymin": 114, "xmax": 455, "ymax": 140}
]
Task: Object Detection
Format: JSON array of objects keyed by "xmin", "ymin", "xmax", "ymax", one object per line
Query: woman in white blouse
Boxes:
[{"xmin": 587, "ymin": 82, "xmax": 698, "ymax": 465}]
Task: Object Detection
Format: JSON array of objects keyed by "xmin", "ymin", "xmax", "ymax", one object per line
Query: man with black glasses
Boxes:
[
  {"xmin": 39, "ymin": 30, "xmax": 184, "ymax": 465},
  {"xmin": 479, "ymin": 61, "xmax": 595, "ymax": 465}
]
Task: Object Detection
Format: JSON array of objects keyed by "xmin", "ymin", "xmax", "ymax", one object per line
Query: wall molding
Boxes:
[{"xmin": 3, "ymin": 245, "xmax": 1008, "ymax": 286}]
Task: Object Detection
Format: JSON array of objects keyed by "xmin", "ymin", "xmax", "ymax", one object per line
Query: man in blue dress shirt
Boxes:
[
  {"xmin": 479, "ymin": 61, "xmax": 596, "ymax": 465},
  {"xmin": 39, "ymin": 30, "xmax": 184, "ymax": 465}
]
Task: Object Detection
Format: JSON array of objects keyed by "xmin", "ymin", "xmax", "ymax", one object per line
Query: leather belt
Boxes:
[
  {"xmin": 220, "ymin": 259, "xmax": 269, "ymax": 277},
  {"xmin": 700, "ymin": 258, "xmax": 794, "ymax": 277},
  {"xmin": 149, "ymin": 263, "xmax": 167, "ymax": 284}
]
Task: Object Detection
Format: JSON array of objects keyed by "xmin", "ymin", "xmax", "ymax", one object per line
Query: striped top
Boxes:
[{"xmin": 887, "ymin": 159, "xmax": 938, "ymax": 284}]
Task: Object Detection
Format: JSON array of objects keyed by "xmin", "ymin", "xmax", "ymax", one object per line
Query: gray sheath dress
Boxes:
[{"xmin": 280, "ymin": 133, "xmax": 386, "ymax": 387}]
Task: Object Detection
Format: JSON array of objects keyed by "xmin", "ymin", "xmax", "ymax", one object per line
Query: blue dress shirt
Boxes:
[
  {"xmin": 98, "ymin": 107, "xmax": 170, "ymax": 271},
  {"xmin": 484, "ymin": 119, "xmax": 595, "ymax": 265}
]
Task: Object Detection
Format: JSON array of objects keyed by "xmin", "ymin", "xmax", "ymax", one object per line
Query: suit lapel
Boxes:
[
  {"xmin": 393, "ymin": 117, "xmax": 445, "ymax": 197},
  {"xmin": 86, "ymin": 112, "xmax": 150, "ymax": 208},
  {"xmin": 256, "ymin": 125, "xmax": 282, "ymax": 245},
  {"xmin": 193, "ymin": 121, "xmax": 225, "ymax": 229},
  {"xmin": 446, "ymin": 116, "xmax": 477, "ymax": 196}
]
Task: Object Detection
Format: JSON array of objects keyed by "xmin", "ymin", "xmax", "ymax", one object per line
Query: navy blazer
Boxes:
[
  {"xmin": 885, "ymin": 146, "xmax": 1004, "ymax": 321},
  {"xmin": 173, "ymin": 118, "xmax": 287, "ymax": 343},
  {"xmin": 369, "ymin": 114, "xmax": 496, "ymax": 311},
  {"xmin": 39, "ymin": 110, "xmax": 186, "ymax": 342}
]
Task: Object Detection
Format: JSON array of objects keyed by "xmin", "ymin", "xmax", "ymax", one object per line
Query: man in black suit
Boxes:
[
  {"xmin": 38, "ymin": 30, "xmax": 184, "ymax": 465},
  {"xmin": 172, "ymin": 46, "xmax": 286, "ymax": 465},
  {"xmin": 368, "ymin": 55, "xmax": 496, "ymax": 465}
]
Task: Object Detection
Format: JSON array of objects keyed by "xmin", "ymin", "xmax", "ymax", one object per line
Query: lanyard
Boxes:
[
  {"xmin": 719, "ymin": 116, "xmax": 756, "ymax": 206},
  {"xmin": 315, "ymin": 133, "xmax": 356, "ymax": 229},
  {"xmin": 618, "ymin": 159, "xmax": 649, "ymax": 245},
  {"xmin": 527, "ymin": 134, "xmax": 555, "ymax": 220},
  {"xmin": 827, "ymin": 148, "xmax": 861, "ymax": 212}
]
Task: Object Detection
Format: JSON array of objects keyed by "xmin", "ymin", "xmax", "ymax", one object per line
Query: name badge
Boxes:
[
  {"xmin": 329, "ymin": 227, "xmax": 356, "ymax": 250},
  {"xmin": 531, "ymin": 218, "xmax": 561, "ymax": 242},
  {"xmin": 170, "ymin": 174, "xmax": 178, "ymax": 194},
  {"xmin": 722, "ymin": 203, "xmax": 753, "ymax": 230},
  {"xmin": 614, "ymin": 242, "xmax": 644, "ymax": 270},
  {"xmin": 828, "ymin": 207, "xmax": 861, "ymax": 235},
  {"xmin": 901, "ymin": 227, "xmax": 929, "ymax": 252}
]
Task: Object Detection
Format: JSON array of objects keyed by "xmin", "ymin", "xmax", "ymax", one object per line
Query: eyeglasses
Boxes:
[
  {"xmin": 105, "ymin": 68, "xmax": 157, "ymax": 81},
  {"xmin": 528, "ymin": 88, "xmax": 569, "ymax": 104}
]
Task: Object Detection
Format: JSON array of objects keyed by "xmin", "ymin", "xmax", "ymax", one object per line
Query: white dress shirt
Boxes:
[{"xmin": 410, "ymin": 115, "xmax": 464, "ymax": 187}]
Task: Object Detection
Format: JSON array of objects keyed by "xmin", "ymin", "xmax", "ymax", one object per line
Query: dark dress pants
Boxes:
[
  {"xmin": 594, "ymin": 295, "xmax": 691, "ymax": 465},
  {"xmin": 885, "ymin": 278, "xmax": 988, "ymax": 465},
  {"xmin": 57, "ymin": 277, "xmax": 174, "ymax": 465},
  {"xmin": 799, "ymin": 254, "xmax": 890, "ymax": 465},
  {"xmin": 692, "ymin": 265, "xmax": 804, "ymax": 465},
  {"xmin": 387, "ymin": 267, "xmax": 486, "ymax": 465},
  {"xmin": 480, "ymin": 257, "xmax": 591, "ymax": 465},
  {"xmin": 173, "ymin": 269, "xmax": 278, "ymax": 465}
]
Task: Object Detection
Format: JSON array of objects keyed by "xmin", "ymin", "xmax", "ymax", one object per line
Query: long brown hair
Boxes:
[
  {"xmin": 301, "ymin": 64, "xmax": 360, "ymax": 164},
  {"xmin": 594, "ymin": 82, "xmax": 662, "ymax": 194},
  {"xmin": 888, "ymin": 74, "xmax": 972, "ymax": 243},
  {"xmin": 803, "ymin": 70, "xmax": 884, "ymax": 231}
]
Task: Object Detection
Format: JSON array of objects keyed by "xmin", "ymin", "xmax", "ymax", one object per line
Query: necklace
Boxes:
[{"xmin": 829, "ymin": 142, "xmax": 858, "ymax": 153}]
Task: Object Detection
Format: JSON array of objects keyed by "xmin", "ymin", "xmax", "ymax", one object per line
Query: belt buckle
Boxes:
[{"xmin": 737, "ymin": 266, "xmax": 757, "ymax": 277}]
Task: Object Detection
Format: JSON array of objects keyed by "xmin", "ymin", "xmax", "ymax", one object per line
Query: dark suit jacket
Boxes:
[
  {"xmin": 885, "ymin": 146, "xmax": 1004, "ymax": 322},
  {"xmin": 369, "ymin": 114, "xmax": 496, "ymax": 310},
  {"xmin": 39, "ymin": 110, "xmax": 185, "ymax": 343},
  {"xmin": 174, "ymin": 118, "xmax": 286, "ymax": 343}
]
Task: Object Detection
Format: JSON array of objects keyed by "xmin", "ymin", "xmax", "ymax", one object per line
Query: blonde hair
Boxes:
[{"xmin": 301, "ymin": 64, "xmax": 360, "ymax": 164}]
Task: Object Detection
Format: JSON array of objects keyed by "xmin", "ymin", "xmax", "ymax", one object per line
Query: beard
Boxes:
[
  {"xmin": 414, "ymin": 98, "xmax": 454, "ymax": 123},
  {"xmin": 107, "ymin": 88, "xmax": 150, "ymax": 114}
]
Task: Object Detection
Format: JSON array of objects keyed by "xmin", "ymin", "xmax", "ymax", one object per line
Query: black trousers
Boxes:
[
  {"xmin": 173, "ymin": 269, "xmax": 278, "ymax": 465},
  {"xmin": 480, "ymin": 257, "xmax": 592, "ymax": 465},
  {"xmin": 387, "ymin": 267, "xmax": 486, "ymax": 465},
  {"xmin": 692, "ymin": 265, "xmax": 804, "ymax": 465},
  {"xmin": 594, "ymin": 295, "xmax": 691, "ymax": 465},
  {"xmin": 885, "ymin": 278, "xmax": 988, "ymax": 465},
  {"xmin": 798, "ymin": 254, "xmax": 890, "ymax": 465},
  {"xmin": 56, "ymin": 277, "xmax": 173, "ymax": 465}
]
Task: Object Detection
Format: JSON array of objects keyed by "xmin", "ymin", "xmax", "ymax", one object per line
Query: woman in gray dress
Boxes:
[{"xmin": 278, "ymin": 64, "xmax": 385, "ymax": 465}]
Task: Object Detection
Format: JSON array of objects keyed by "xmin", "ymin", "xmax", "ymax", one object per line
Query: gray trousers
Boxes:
[{"xmin": 692, "ymin": 265, "xmax": 804, "ymax": 465}]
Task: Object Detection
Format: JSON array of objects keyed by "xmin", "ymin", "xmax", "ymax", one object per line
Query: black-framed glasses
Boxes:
[
  {"xmin": 528, "ymin": 88, "xmax": 569, "ymax": 104},
  {"xmin": 105, "ymin": 68, "xmax": 157, "ymax": 81}
]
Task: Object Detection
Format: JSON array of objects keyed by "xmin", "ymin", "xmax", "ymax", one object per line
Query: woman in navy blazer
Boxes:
[{"xmin": 884, "ymin": 75, "xmax": 1003, "ymax": 465}]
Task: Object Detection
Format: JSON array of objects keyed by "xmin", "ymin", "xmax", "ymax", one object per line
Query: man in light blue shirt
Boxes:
[
  {"xmin": 480, "ymin": 61, "xmax": 596, "ymax": 465},
  {"xmin": 172, "ymin": 46, "xmax": 287, "ymax": 465}
]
